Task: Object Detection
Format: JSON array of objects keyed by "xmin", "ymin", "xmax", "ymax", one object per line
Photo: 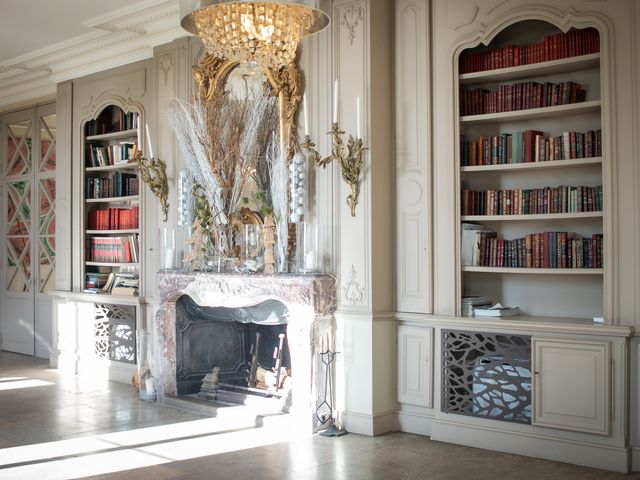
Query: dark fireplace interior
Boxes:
[{"xmin": 175, "ymin": 295, "xmax": 291, "ymax": 397}]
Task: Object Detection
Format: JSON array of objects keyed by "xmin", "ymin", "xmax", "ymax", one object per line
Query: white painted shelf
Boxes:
[
  {"xmin": 459, "ymin": 53, "xmax": 600, "ymax": 85},
  {"xmin": 85, "ymin": 195, "xmax": 140, "ymax": 203},
  {"xmin": 461, "ymin": 100, "xmax": 601, "ymax": 125},
  {"xmin": 462, "ymin": 266, "xmax": 603, "ymax": 274},
  {"xmin": 461, "ymin": 212, "xmax": 603, "ymax": 222},
  {"xmin": 85, "ymin": 229, "xmax": 140, "ymax": 234},
  {"xmin": 86, "ymin": 129, "xmax": 138, "ymax": 141},
  {"xmin": 461, "ymin": 157, "xmax": 602, "ymax": 173},
  {"xmin": 85, "ymin": 163, "xmax": 138, "ymax": 172}
]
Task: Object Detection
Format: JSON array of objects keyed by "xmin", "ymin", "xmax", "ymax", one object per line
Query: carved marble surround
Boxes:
[{"xmin": 152, "ymin": 272, "xmax": 336, "ymax": 424}]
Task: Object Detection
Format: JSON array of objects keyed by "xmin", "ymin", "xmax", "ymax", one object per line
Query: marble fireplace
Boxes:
[{"xmin": 151, "ymin": 272, "xmax": 336, "ymax": 428}]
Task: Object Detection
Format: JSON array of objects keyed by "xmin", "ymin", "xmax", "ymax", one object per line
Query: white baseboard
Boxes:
[
  {"xmin": 431, "ymin": 418, "xmax": 630, "ymax": 473},
  {"xmin": 633, "ymin": 447, "xmax": 640, "ymax": 472},
  {"xmin": 397, "ymin": 410, "xmax": 433, "ymax": 436},
  {"xmin": 341, "ymin": 410, "xmax": 398, "ymax": 436}
]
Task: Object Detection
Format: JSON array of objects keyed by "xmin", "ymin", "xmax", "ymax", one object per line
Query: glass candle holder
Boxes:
[
  {"xmin": 296, "ymin": 222, "xmax": 323, "ymax": 274},
  {"xmin": 160, "ymin": 227, "xmax": 177, "ymax": 270},
  {"xmin": 241, "ymin": 224, "xmax": 263, "ymax": 273}
]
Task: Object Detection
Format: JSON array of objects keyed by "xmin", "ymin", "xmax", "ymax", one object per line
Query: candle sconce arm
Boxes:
[{"xmin": 301, "ymin": 123, "xmax": 367, "ymax": 217}]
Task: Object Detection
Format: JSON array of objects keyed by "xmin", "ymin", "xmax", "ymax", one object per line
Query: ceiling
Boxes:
[
  {"xmin": 0, "ymin": 0, "xmax": 136, "ymax": 64},
  {"xmin": 0, "ymin": 0, "xmax": 187, "ymax": 110}
]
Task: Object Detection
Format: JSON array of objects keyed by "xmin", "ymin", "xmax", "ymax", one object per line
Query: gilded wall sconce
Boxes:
[{"xmin": 138, "ymin": 155, "xmax": 169, "ymax": 221}]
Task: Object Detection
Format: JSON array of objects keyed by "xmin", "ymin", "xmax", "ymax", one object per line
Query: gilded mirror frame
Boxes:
[{"xmin": 193, "ymin": 54, "xmax": 302, "ymax": 164}]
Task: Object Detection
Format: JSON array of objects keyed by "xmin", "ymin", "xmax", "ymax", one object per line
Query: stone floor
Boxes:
[{"xmin": 0, "ymin": 351, "xmax": 638, "ymax": 480}]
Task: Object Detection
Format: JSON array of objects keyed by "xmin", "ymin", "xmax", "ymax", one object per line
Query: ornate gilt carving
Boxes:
[
  {"xmin": 138, "ymin": 155, "xmax": 169, "ymax": 221},
  {"xmin": 192, "ymin": 53, "xmax": 302, "ymax": 163}
]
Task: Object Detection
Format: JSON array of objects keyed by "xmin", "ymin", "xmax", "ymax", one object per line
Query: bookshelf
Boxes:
[
  {"xmin": 457, "ymin": 22, "xmax": 604, "ymax": 320},
  {"xmin": 82, "ymin": 105, "xmax": 141, "ymax": 296}
]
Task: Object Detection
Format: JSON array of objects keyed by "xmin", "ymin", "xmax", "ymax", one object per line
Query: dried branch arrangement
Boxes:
[{"xmin": 167, "ymin": 74, "xmax": 286, "ymax": 267}]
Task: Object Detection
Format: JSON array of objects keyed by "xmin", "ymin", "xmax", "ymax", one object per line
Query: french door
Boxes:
[{"xmin": 1, "ymin": 104, "xmax": 56, "ymax": 357}]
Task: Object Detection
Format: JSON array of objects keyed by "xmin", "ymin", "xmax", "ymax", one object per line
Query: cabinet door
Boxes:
[
  {"xmin": 398, "ymin": 325, "xmax": 432, "ymax": 407},
  {"xmin": 532, "ymin": 338, "xmax": 611, "ymax": 435}
]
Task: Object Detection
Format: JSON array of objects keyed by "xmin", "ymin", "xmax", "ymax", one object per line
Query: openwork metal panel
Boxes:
[
  {"xmin": 442, "ymin": 330, "xmax": 532, "ymax": 424},
  {"xmin": 94, "ymin": 303, "xmax": 136, "ymax": 364}
]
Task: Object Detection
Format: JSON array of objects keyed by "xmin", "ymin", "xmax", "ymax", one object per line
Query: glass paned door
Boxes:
[{"xmin": 1, "ymin": 106, "xmax": 56, "ymax": 356}]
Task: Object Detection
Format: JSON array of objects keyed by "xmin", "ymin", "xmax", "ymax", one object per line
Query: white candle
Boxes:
[
  {"xmin": 163, "ymin": 248, "xmax": 175, "ymax": 269},
  {"xmin": 305, "ymin": 251, "xmax": 316, "ymax": 270},
  {"xmin": 333, "ymin": 79, "xmax": 339, "ymax": 124},
  {"xmin": 145, "ymin": 123, "xmax": 154, "ymax": 158},
  {"xmin": 303, "ymin": 94, "xmax": 309, "ymax": 136},
  {"xmin": 356, "ymin": 96, "xmax": 361, "ymax": 139}
]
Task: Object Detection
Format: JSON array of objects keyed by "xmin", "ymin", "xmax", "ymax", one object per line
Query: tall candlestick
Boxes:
[
  {"xmin": 145, "ymin": 123, "xmax": 154, "ymax": 158},
  {"xmin": 333, "ymin": 79, "xmax": 339, "ymax": 124},
  {"xmin": 303, "ymin": 94, "xmax": 309, "ymax": 136},
  {"xmin": 356, "ymin": 96, "xmax": 361, "ymax": 139}
]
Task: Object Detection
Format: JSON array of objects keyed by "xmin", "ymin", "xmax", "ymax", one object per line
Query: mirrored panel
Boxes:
[
  {"xmin": 6, "ymin": 120, "xmax": 32, "ymax": 176},
  {"xmin": 39, "ymin": 114, "xmax": 56, "ymax": 172}
]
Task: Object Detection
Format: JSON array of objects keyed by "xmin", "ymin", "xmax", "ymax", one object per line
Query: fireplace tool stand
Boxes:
[{"xmin": 316, "ymin": 350, "xmax": 347, "ymax": 437}]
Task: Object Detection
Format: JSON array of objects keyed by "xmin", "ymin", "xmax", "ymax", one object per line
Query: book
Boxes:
[{"xmin": 474, "ymin": 303, "xmax": 520, "ymax": 317}]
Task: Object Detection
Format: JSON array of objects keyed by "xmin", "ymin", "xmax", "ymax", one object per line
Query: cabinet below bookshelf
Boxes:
[{"xmin": 462, "ymin": 266, "xmax": 603, "ymax": 274}]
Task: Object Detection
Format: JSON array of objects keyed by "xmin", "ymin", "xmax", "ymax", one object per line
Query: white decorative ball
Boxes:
[
  {"xmin": 295, "ymin": 206, "xmax": 305, "ymax": 215},
  {"xmin": 293, "ymin": 152, "xmax": 305, "ymax": 165}
]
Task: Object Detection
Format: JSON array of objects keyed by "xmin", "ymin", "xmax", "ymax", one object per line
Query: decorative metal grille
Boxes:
[
  {"xmin": 442, "ymin": 330, "xmax": 532, "ymax": 424},
  {"xmin": 94, "ymin": 303, "xmax": 136, "ymax": 364}
]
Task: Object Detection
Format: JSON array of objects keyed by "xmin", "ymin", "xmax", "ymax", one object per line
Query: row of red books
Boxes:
[
  {"xmin": 460, "ymin": 81, "xmax": 586, "ymax": 116},
  {"xmin": 461, "ymin": 185, "xmax": 602, "ymax": 216},
  {"xmin": 469, "ymin": 231, "xmax": 603, "ymax": 269},
  {"xmin": 87, "ymin": 235, "xmax": 139, "ymax": 263},
  {"xmin": 87, "ymin": 207, "xmax": 139, "ymax": 230},
  {"xmin": 461, "ymin": 129, "xmax": 601, "ymax": 166},
  {"xmin": 460, "ymin": 27, "xmax": 599, "ymax": 74}
]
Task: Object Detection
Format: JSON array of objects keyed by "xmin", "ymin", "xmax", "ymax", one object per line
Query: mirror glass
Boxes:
[{"xmin": 224, "ymin": 63, "xmax": 280, "ymax": 218}]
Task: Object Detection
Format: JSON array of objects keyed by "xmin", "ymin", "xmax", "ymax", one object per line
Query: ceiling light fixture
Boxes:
[{"xmin": 180, "ymin": 0, "xmax": 330, "ymax": 69}]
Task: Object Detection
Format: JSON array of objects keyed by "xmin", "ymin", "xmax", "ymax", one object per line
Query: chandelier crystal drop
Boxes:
[{"xmin": 182, "ymin": 1, "xmax": 329, "ymax": 69}]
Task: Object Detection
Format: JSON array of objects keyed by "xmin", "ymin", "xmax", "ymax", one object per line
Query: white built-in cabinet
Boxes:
[
  {"xmin": 532, "ymin": 337, "xmax": 611, "ymax": 435},
  {"xmin": 397, "ymin": 325, "xmax": 433, "ymax": 408}
]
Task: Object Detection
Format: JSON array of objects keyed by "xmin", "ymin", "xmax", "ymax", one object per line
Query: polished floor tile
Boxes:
[{"xmin": 1, "ymin": 351, "xmax": 639, "ymax": 480}]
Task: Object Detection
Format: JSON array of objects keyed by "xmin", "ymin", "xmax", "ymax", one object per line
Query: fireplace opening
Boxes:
[{"xmin": 175, "ymin": 295, "xmax": 292, "ymax": 405}]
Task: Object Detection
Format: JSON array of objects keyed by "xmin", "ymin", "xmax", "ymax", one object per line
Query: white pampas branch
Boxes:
[{"xmin": 266, "ymin": 133, "xmax": 289, "ymax": 272}]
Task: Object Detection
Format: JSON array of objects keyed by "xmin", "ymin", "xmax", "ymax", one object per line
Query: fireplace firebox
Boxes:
[{"xmin": 175, "ymin": 295, "xmax": 291, "ymax": 398}]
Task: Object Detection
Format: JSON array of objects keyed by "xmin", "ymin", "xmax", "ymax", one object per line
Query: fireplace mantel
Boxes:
[{"xmin": 151, "ymin": 272, "xmax": 336, "ymax": 426}]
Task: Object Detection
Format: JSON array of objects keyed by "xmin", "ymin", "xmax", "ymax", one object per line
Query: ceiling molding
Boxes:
[{"xmin": 0, "ymin": 0, "xmax": 188, "ymax": 111}]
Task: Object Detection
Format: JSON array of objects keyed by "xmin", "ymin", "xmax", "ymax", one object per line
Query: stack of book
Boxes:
[
  {"xmin": 461, "ymin": 185, "xmax": 602, "ymax": 215},
  {"xmin": 474, "ymin": 303, "xmax": 520, "ymax": 317},
  {"xmin": 459, "ymin": 27, "xmax": 599, "ymax": 74},
  {"xmin": 111, "ymin": 272, "xmax": 139, "ymax": 296},
  {"xmin": 461, "ymin": 129, "xmax": 601, "ymax": 166},
  {"xmin": 87, "ymin": 235, "xmax": 139, "ymax": 263},
  {"xmin": 460, "ymin": 80, "xmax": 586, "ymax": 116},
  {"xmin": 465, "ymin": 231, "xmax": 603, "ymax": 269},
  {"xmin": 85, "ymin": 172, "xmax": 138, "ymax": 199},
  {"xmin": 87, "ymin": 206, "xmax": 139, "ymax": 230},
  {"xmin": 462, "ymin": 296, "xmax": 492, "ymax": 317},
  {"xmin": 86, "ymin": 143, "xmax": 138, "ymax": 167}
]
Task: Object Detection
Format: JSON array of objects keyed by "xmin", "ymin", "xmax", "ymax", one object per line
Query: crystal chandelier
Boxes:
[{"xmin": 180, "ymin": 1, "xmax": 330, "ymax": 69}]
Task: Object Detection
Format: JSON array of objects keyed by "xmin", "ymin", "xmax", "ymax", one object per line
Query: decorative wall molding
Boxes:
[
  {"xmin": 445, "ymin": 1, "xmax": 509, "ymax": 30},
  {"xmin": 158, "ymin": 53, "xmax": 174, "ymax": 87},
  {"xmin": 342, "ymin": 265, "xmax": 365, "ymax": 304},
  {"xmin": 341, "ymin": 6, "xmax": 364, "ymax": 45},
  {"xmin": 0, "ymin": 0, "xmax": 186, "ymax": 111}
]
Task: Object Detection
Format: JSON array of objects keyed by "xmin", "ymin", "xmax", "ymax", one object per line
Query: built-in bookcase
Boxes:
[
  {"xmin": 457, "ymin": 21, "xmax": 604, "ymax": 320},
  {"xmin": 82, "ymin": 105, "xmax": 141, "ymax": 296}
]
